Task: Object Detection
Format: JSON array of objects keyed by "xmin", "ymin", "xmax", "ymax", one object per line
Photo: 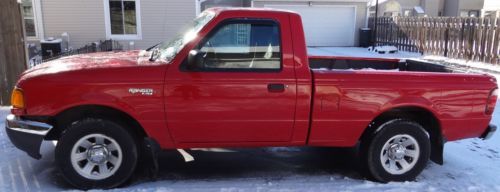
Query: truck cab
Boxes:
[{"xmin": 163, "ymin": 8, "xmax": 312, "ymax": 146}]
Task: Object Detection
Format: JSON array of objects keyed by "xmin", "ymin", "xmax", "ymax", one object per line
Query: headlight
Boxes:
[{"xmin": 11, "ymin": 88, "xmax": 25, "ymax": 108}]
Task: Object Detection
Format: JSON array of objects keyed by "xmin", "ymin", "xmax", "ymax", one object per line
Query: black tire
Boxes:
[
  {"xmin": 55, "ymin": 118, "xmax": 138, "ymax": 189},
  {"xmin": 362, "ymin": 119, "xmax": 430, "ymax": 182}
]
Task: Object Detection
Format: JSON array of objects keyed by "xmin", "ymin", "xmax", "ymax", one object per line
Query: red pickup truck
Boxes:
[{"xmin": 5, "ymin": 8, "xmax": 498, "ymax": 189}]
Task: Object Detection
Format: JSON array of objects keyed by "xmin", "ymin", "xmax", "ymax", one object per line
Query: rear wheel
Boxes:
[
  {"xmin": 363, "ymin": 119, "xmax": 430, "ymax": 182},
  {"xmin": 55, "ymin": 119, "xmax": 138, "ymax": 189}
]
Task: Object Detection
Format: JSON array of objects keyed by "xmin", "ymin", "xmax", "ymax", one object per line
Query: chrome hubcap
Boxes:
[
  {"xmin": 70, "ymin": 134, "xmax": 122, "ymax": 180},
  {"xmin": 87, "ymin": 145, "xmax": 109, "ymax": 164},
  {"xmin": 388, "ymin": 144, "xmax": 406, "ymax": 160},
  {"xmin": 380, "ymin": 134, "xmax": 420, "ymax": 175}
]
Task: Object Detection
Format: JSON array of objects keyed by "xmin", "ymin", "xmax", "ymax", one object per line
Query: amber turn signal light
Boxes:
[{"xmin": 11, "ymin": 88, "xmax": 25, "ymax": 108}]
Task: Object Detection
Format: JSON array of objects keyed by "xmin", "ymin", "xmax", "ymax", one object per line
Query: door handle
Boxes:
[{"xmin": 268, "ymin": 83, "xmax": 286, "ymax": 92}]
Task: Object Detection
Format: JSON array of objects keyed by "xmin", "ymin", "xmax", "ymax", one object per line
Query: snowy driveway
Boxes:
[{"xmin": 1, "ymin": 104, "xmax": 500, "ymax": 191}]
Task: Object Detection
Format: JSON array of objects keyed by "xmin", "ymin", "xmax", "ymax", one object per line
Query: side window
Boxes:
[{"xmin": 195, "ymin": 20, "xmax": 281, "ymax": 71}]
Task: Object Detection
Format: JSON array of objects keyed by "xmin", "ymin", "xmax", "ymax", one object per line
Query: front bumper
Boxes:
[
  {"xmin": 480, "ymin": 124, "xmax": 497, "ymax": 140},
  {"xmin": 5, "ymin": 114, "xmax": 53, "ymax": 159}
]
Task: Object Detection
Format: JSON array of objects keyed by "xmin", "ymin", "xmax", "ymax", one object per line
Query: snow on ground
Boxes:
[
  {"xmin": 308, "ymin": 47, "xmax": 422, "ymax": 60},
  {"xmin": 1, "ymin": 102, "xmax": 500, "ymax": 192}
]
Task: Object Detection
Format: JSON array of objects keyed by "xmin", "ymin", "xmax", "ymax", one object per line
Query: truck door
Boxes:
[{"xmin": 164, "ymin": 17, "xmax": 297, "ymax": 144}]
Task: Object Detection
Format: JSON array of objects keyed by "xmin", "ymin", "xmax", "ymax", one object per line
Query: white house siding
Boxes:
[
  {"xmin": 40, "ymin": 0, "xmax": 196, "ymax": 49},
  {"xmin": 444, "ymin": 0, "xmax": 460, "ymax": 16},
  {"xmin": 41, "ymin": 0, "xmax": 106, "ymax": 49},
  {"xmin": 482, "ymin": 0, "xmax": 500, "ymax": 17},
  {"xmin": 458, "ymin": 0, "xmax": 484, "ymax": 12},
  {"xmin": 253, "ymin": 0, "xmax": 367, "ymax": 47},
  {"xmin": 421, "ymin": 0, "xmax": 445, "ymax": 16},
  {"xmin": 372, "ymin": 0, "xmax": 420, "ymax": 16},
  {"xmin": 201, "ymin": 0, "xmax": 251, "ymax": 10},
  {"xmin": 483, "ymin": 0, "xmax": 500, "ymax": 9},
  {"xmin": 136, "ymin": 0, "xmax": 195, "ymax": 48},
  {"xmin": 393, "ymin": 0, "xmax": 420, "ymax": 10}
]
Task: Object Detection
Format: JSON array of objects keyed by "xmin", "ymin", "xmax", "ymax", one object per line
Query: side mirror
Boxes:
[{"xmin": 187, "ymin": 50, "xmax": 205, "ymax": 70}]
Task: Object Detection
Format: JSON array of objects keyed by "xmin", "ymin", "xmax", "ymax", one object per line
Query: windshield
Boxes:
[{"xmin": 155, "ymin": 11, "xmax": 215, "ymax": 63}]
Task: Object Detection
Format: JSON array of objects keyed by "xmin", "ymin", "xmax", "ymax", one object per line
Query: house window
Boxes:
[
  {"xmin": 104, "ymin": 0, "xmax": 142, "ymax": 40},
  {"xmin": 468, "ymin": 10, "xmax": 480, "ymax": 17},
  {"xmin": 460, "ymin": 10, "xmax": 480, "ymax": 17},
  {"xmin": 21, "ymin": 0, "xmax": 36, "ymax": 37},
  {"xmin": 403, "ymin": 9, "xmax": 412, "ymax": 17},
  {"xmin": 460, "ymin": 11, "xmax": 468, "ymax": 17}
]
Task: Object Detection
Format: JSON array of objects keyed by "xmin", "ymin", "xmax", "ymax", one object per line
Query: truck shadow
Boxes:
[
  {"xmin": 134, "ymin": 147, "xmax": 365, "ymax": 184},
  {"xmin": 3, "ymin": 140, "xmax": 368, "ymax": 191}
]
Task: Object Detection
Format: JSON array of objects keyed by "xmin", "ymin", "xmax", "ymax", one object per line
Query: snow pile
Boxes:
[{"xmin": 368, "ymin": 46, "xmax": 398, "ymax": 54}]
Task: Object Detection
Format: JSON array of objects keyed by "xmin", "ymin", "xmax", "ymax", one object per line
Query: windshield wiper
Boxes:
[
  {"xmin": 149, "ymin": 48, "xmax": 160, "ymax": 62},
  {"xmin": 145, "ymin": 43, "xmax": 161, "ymax": 51}
]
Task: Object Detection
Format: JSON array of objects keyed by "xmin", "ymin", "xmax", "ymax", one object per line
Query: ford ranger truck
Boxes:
[{"xmin": 5, "ymin": 8, "xmax": 498, "ymax": 189}]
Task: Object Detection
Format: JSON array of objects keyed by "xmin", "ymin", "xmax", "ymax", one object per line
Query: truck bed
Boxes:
[
  {"xmin": 308, "ymin": 56, "xmax": 465, "ymax": 73},
  {"xmin": 307, "ymin": 55, "xmax": 496, "ymax": 147}
]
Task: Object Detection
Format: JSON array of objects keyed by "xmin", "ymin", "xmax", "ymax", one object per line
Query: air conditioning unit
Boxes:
[{"xmin": 40, "ymin": 38, "xmax": 62, "ymax": 59}]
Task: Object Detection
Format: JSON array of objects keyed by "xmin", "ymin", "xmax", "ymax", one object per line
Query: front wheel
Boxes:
[
  {"xmin": 363, "ymin": 119, "xmax": 430, "ymax": 182},
  {"xmin": 55, "ymin": 119, "xmax": 138, "ymax": 189}
]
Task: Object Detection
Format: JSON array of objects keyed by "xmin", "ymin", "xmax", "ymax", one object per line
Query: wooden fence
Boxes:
[{"xmin": 369, "ymin": 17, "xmax": 500, "ymax": 64}]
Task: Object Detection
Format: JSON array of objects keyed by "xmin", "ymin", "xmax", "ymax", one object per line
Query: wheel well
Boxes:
[
  {"xmin": 360, "ymin": 106, "xmax": 444, "ymax": 164},
  {"xmin": 46, "ymin": 105, "xmax": 147, "ymax": 141}
]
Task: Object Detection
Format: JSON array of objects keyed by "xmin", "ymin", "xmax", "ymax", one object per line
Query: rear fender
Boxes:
[{"xmin": 378, "ymin": 96, "xmax": 444, "ymax": 165}]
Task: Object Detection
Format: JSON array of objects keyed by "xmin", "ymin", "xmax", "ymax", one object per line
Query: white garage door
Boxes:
[{"xmin": 265, "ymin": 5, "xmax": 356, "ymax": 47}]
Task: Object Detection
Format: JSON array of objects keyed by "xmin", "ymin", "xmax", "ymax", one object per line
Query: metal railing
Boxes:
[{"xmin": 30, "ymin": 39, "xmax": 123, "ymax": 68}]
